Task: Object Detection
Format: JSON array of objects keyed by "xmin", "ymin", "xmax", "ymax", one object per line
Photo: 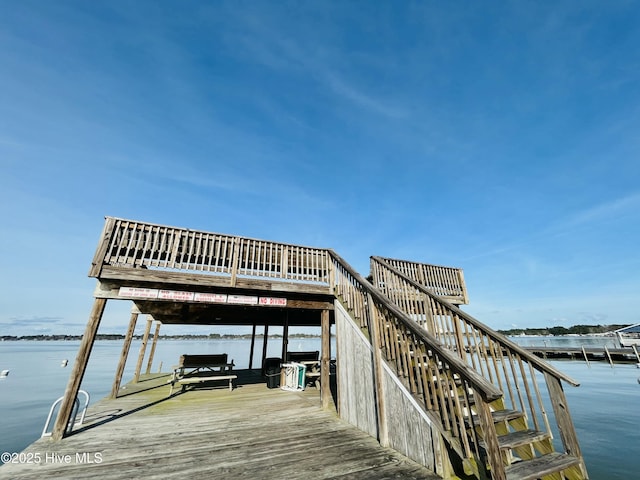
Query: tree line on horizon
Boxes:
[
  {"xmin": 496, "ymin": 324, "xmax": 627, "ymax": 336},
  {"xmin": 2, "ymin": 324, "xmax": 630, "ymax": 342},
  {"xmin": 0, "ymin": 332, "xmax": 325, "ymax": 341}
]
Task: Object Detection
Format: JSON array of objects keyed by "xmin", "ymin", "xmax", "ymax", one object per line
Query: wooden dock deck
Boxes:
[
  {"xmin": 524, "ymin": 345, "xmax": 640, "ymax": 364},
  {"xmin": 1, "ymin": 371, "xmax": 441, "ymax": 480}
]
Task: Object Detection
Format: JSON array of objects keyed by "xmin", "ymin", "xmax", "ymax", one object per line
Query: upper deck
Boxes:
[{"xmin": 89, "ymin": 217, "xmax": 336, "ymax": 326}]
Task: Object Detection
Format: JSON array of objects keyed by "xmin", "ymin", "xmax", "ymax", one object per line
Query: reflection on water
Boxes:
[{"xmin": 1, "ymin": 337, "xmax": 638, "ymax": 479}]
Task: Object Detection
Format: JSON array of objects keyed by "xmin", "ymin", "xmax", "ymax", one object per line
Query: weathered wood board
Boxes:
[{"xmin": 1, "ymin": 372, "xmax": 441, "ymax": 480}]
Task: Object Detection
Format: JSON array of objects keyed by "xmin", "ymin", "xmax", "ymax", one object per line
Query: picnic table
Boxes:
[{"xmin": 169, "ymin": 354, "xmax": 236, "ymax": 395}]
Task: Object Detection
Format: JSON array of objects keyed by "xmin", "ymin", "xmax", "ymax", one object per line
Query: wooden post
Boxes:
[
  {"xmin": 320, "ymin": 309, "xmax": 331, "ymax": 410},
  {"xmin": 145, "ymin": 322, "xmax": 161, "ymax": 374},
  {"xmin": 281, "ymin": 313, "xmax": 289, "ymax": 362},
  {"xmin": 230, "ymin": 237, "xmax": 241, "ymax": 287},
  {"xmin": 134, "ymin": 316, "xmax": 153, "ymax": 383},
  {"xmin": 249, "ymin": 323, "xmax": 257, "ymax": 369},
  {"xmin": 52, "ymin": 298, "xmax": 107, "ymax": 440},
  {"xmin": 632, "ymin": 344, "xmax": 640, "ymax": 364},
  {"xmin": 281, "ymin": 246, "xmax": 289, "ymax": 280},
  {"xmin": 581, "ymin": 346, "xmax": 591, "ymax": 368},
  {"xmin": 544, "ymin": 372, "xmax": 587, "ymax": 478},
  {"xmin": 366, "ymin": 293, "xmax": 388, "ymax": 446},
  {"xmin": 328, "ymin": 253, "xmax": 336, "ymax": 294},
  {"xmin": 604, "ymin": 345, "xmax": 614, "ymax": 368},
  {"xmin": 110, "ymin": 311, "xmax": 138, "ymax": 398},
  {"xmin": 475, "ymin": 396, "xmax": 506, "ymax": 480},
  {"xmin": 261, "ymin": 324, "xmax": 269, "ymax": 369}
]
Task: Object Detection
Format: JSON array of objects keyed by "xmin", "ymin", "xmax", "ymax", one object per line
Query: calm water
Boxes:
[{"xmin": 1, "ymin": 336, "xmax": 638, "ymax": 479}]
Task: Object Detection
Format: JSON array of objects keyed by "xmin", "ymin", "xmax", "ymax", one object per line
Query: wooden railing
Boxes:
[
  {"xmin": 371, "ymin": 256, "xmax": 586, "ymax": 478},
  {"xmin": 89, "ymin": 217, "xmax": 331, "ymax": 285},
  {"xmin": 329, "ymin": 250, "xmax": 508, "ymax": 479},
  {"xmin": 376, "ymin": 256, "xmax": 469, "ymax": 305}
]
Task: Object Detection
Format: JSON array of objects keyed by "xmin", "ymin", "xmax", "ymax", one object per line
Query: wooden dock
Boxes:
[
  {"xmin": 1, "ymin": 371, "xmax": 441, "ymax": 480},
  {"xmin": 524, "ymin": 345, "xmax": 640, "ymax": 364}
]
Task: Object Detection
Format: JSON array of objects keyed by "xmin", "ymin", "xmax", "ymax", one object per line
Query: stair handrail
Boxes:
[
  {"xmin": 329, "ymin": 250, "xmax": 507, "ymax": 479},
  {"xmin": 372, "ymin": 256, "xmax": 580, "ymax": 387},
  {"xmin": 330, "ymin": 251, "xmax": 501, "ymax": 399},
  {"xmin": 371, "ymin": 255, "xmax": 586, "ymax": 478}
]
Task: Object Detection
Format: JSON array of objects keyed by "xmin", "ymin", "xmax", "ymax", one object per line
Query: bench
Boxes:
[
  {"xmin": 171, "ymin": 372, "xmax": 238, "ymax": 394},
  {"xmin": 168, "ymin": 354, "xmax": 236, "ymax": 395}
]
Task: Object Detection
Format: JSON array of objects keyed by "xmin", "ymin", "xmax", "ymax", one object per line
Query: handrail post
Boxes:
[
  {"xmin": 543, "ymin": 372, "xmax": 587, "ymax": 477},
  {"xmin": 89, "ymin": 217, "xmax": 116, "ymax": 277},
  {"xmin": 367, "ymin": 293, "xmax": 389, "ymax": 446},
  {"xmin": 328, "ymin": 252, "xmax": 336, "ymax": 294},
  {"xmin": 230, "ymin": 237, "xmax": 241, "ymax": 286},
  {"xmin": 475, "ymin": 394, "xmax": 506, "ymax": 480}
]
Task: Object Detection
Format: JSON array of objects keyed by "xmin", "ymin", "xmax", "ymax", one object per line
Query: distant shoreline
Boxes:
[
  {"xmin": 0, "ymin": 333, "xmax": 323, "ymax": 341},
  {"xmin": 496, "ymin": 324, "xmax": 626, "ymax": 336},
  {"xmin": 1, "ymin": 324, "xmax": 629, "ymax": 342}
]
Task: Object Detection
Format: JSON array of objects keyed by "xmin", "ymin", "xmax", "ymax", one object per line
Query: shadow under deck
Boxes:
[{"xmin": 1, "ymin": 371, "xmax": 441, "ymax": 479}]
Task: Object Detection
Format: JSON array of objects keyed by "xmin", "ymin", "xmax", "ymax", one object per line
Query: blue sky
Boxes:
[{"xmin": 1, "ymin": 1, "xmax": 639, "ymax": 336}]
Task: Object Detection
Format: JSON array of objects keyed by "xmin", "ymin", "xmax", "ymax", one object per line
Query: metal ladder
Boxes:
[{"xmin": 41, "ymin": 390, "xmax": 90, "ymax": 437}]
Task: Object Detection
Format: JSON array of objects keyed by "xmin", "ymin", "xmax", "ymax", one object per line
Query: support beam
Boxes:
[
  {"xmin": 321, "ymin": 309, "xmax": 331, "ymax": 410},
  {"xmin": 111, "ymin": 311, "xmax": 138, "ymax": 398},
  {"xmin": 145, "ymin": 322, "xmax": 161, "ymax": 374},
  {"xmin": 52, "ymin": 298, "xmax": 107, "ymax": 440},
  {"xmin": 249, "ymin": 323, "xmax": 257, "ymax": 370},
  {"xmin": 281, "ymin": 313, "xmax": 289, "ymax": 361},
  {"xmin": 134, "ymin": 316, "xmax": 153, "ymax": 383},
  {"xmin": 261, "ymin": 324, "xmax": 269, "ymax": 370}
]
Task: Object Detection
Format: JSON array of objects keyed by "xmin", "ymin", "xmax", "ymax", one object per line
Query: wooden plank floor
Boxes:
[{"xmin": 2, "ymin": 370, "xmax": 441, "ymax": 479}]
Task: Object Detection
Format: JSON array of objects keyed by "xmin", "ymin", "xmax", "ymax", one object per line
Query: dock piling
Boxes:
[
  {"xmin": 581, "ymin": 346, "xmax": 590, "ymax": 368},
  {"xmin": 632, "ymin": 344, "xmax": 640, "ymax": 364},
  {"xmin": 604, "ymin": 345, "xmax": 614, "ymax": 368}
]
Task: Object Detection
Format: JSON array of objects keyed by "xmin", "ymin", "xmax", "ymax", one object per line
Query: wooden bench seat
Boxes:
[{"xmin": 171, "ymin": 372, "xmax": 238, "ymax": 394}]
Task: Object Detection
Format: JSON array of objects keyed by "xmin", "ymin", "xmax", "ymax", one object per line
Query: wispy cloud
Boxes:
[
  {"xmin": 565, "ymin": 192, "xmax": 640, "ymax": 227},
  {"xmin": 324, "ymin": 72, "xmax": 408, "ymax": 119},
  {"xmin": 216, "ymin": 8, "xmax": 409, "ymax": 121},
  {"xmin": 7, "ymin": 316, "xmax": 65, "ymax": 326}
]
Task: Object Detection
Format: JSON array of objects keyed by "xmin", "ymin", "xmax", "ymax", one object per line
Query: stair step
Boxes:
[
  {"xmin": 480, "ymin": 429, "xmax": 550, "ymax": 451},
  {"xmin": 497, "ymin": 429, "xmax": 550, "ymax": 449},
  {"xmin": 505, "ymin": 452, "xmax": 581, "ymax": 480},
  {"xmin": 466, "ymin": 409, "xmax": 525, "ymax": 427}
]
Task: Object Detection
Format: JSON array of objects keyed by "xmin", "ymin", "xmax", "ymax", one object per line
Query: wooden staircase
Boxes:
[{"xmin": 369, "ymin": 256, "xmax": 588, "ymax": 480}]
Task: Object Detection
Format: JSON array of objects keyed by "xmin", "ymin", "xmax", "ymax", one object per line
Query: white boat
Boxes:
[
  {"xmin": 615, "ymin": 323, "xmax": 640, "ymax": 347},
  {"xmin": 0, "ymin": 369, "xmax": 9, "ymax": 377}
]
